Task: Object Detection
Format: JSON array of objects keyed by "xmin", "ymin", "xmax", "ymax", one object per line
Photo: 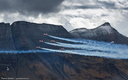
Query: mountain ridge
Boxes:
[
  {"xmin": 0, "ymin": 21, "xmax": 128, "ymax": 80},
  {"xmin": 0, "ymin": 21, "xmax": 73, "ymax": 50},
  {"xmin": 0, "ymin": 21, "xmax": 128, "ymax": 50},
  {"xmin": 70, "ymin": 22, "xmax": 128, "ymax": 45}
]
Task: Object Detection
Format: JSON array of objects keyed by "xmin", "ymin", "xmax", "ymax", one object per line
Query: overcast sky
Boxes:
[{"xmin": 0, "ymin": 0, "xmax": 128, "ymax": 36}]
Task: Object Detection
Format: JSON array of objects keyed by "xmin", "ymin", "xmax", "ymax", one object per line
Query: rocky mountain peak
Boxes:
[
  {"xmin": 98, "ymin": 22, "xmax": 112, "ymax": 29},
  {"xmin": 101, "ymin": 22, "xmax": 111, "ymax": 26},
  {"xmin": 96, "ymin": 22, "xmax": 114, "ymax": 34},
  {"xmin": 70, "ymin": 22, "xmax": 128, "ymax": 44}
]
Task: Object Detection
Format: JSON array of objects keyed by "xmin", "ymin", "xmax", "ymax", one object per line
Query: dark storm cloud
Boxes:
[
  {"xmin": 62, "ymin": 0, "xmax": 115, "ymax": 10},
  {"xmin": 123, "ymin": 7, "xmax": 128, "ymax": 10},
  {"xmin": 64, "ymin": 0, "xmax": 128, "ymax": 10},
  {"xmin": 63, "ymin": 5, "xmax": 101, "ymax": 10},
  {"xmin": 97, "ymin": 0, "xmax": 116, "ymax": 9},
  {"xmin": 75, "ymin": 5, "xmax": 100, "ymax": 9},
  {"xmin": 96, "ymin": 0, "xmax": 128, "ymax": 10},
  {"xmin": 0, "ymin": 0, "xmax": 64, "ymax": 15},
  {"xmin": 72, "ymin": 5, "xmax": 101, "ymax": 9},
  {"xmin": 101, "ymin": 14, "xmax": 109, "ymax": 17}
]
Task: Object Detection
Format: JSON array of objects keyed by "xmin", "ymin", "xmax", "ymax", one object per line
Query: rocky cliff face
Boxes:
[
  {"xmin": 70, "ymin": 22, "xmax": 128, "ymax": 44},
  {"xmin": 0, "ymin": 21, "xmax": 128, "ymax": 80},
  {"xmin": 0, "ymin": 23, "xmax": 15, "ymax": 50},
  {"xmin": 0, "ymin": 21, "xmax": 72, "ymax": 50},
  {"xmin": 0, "ymin": 53, "xmax": 128, "ymax": 80},
  {"xmin": 11, "ymin": 21, "xmax": 72, "ymax": 50}
]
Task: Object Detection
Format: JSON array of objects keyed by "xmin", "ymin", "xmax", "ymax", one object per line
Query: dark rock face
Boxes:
[
  {"xmin": 0, "ymin": 53, "xmax": 128, "ymax": 80},
  {"xmin": 0, "ymin": 23, "xmax": 15, "ymax": 50},
  {"xmin": 11, "ymin": 21, "xmax": 72, "ymax": 50},
  {"xmin": 70, "ymin": 22, "xmax": 128, "ymax": 45},
  {"xmin": 0, "ymin": 21, "xmax": 128, "ymax": 80},
  {"xmin": 0, "ymin": 21, "xmax": 72, "ymax": 50}
]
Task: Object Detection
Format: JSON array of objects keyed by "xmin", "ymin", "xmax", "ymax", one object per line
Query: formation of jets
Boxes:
[
  {"xmin": 37, "ymin": 33, "xmax": 115, "ymax": 50},
  {"xmin": 36, "ymin": 33, "xmax": 64, "ymax": 50}
]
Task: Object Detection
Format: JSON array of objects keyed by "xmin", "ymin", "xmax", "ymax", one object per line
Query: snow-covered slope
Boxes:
[{"xmin": 70, "ymin": 22, "xmax": 128, "ymax": 45}]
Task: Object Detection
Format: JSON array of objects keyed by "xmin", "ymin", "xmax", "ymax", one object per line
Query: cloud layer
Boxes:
[
  {"xmin": 0, "ymin": 0, "xmax": 128, "ymax": 37},
  {"xmin": 0, "ymin": 0, "xmax": 64, "ymax": 15}
]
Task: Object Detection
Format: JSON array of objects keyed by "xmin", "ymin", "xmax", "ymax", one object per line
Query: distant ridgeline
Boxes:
[{"xmin": 0, "ymin": 21, "xmax": 128, "ymax": 50}]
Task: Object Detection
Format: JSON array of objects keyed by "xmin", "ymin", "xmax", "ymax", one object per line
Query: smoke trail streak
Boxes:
[
  {"xmin": 48, "ymin": 35, "xmax": 87, "ymax": 44},
  {"xmin": 45, "ymin": 42, "xmax": 128, "ymax": 54},
  {"xmin": 0, "ymin": 35, "xmax": 127, "ymax": 59},
  {"xmin": 44, "ymin": 42, "xmax": 109, "ymax": 52},
  {"xmin": 41, "ymin": 48, "xmax": 128, "ymax": 59},
  {"xmin": 0, "ymin": 50, "xmax": 52, "ymax": 54},
  {"xmin": 48, "ymin": 35, "xmax": 128, "ymax": 48},
  {"xmin": 46, "ymin": 35, "xmax": 128, "ymax": 59},
  {"xmin": 56, "ymin": 42, "xmax": 128, "ymax": 53},
  {"xmin": 48, "ymin": 35, "xmax": 128, "ymax": 51}
]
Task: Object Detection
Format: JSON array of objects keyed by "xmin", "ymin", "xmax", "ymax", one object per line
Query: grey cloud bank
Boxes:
[
  {"xmin": 0, "ymin": 0, "xmax": 64, "ymax": 15},
  {"xmin": 0, "ymin": 0, "xmax": 128, "ymax": 37}
]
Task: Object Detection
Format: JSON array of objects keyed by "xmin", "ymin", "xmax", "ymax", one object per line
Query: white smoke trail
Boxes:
[
  {"xmin": 41, "ymin": 48, "xmax": 128, "ymax": 59},
  {"xmin": 48, "ymin": 35, "xmax": 128, "ymax": 48},
  {"xmin": 0, "ymin": 35, "xmax": 128, "ymax": 59},
  {"xmin": 46, "ymin": 35, "xmax": 128, "ymax": 59},
  {"xmin": 48, "ymin": 35, "xmax": 88, "ymax": 44},
  {"xmin": 44, "ymin": 42, "xmax": 128, "ymax": 54},
  {"xmin": 0, "ymin": 50, "xmax": 52, "ymax": 54}
]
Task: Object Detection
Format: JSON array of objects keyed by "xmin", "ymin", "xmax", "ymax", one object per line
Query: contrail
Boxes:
[
  {"xmin": 48, "ymin": 35, "xmax": 88, "ymax": 44},
  {"xmin": 48, "ymin": 35, "xmax": 128, "ymax": 48},
  {"xmin": 41, "ymin": 48, "xmax": 128, "ymax": 59},
  {"xmin": 44, "ymin": 42, "xmax": 128, "ymax": 54},
  {"xmin": 0, "ymin": 50, "xmax": 52, "ymax": 54},
  {"xmin": 0, "ymin": 35, "xmax": 128, "ymax": 59},
  {"xmin": 46, "ymin": 35, "xmax": 128, "ymax": 59}
]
